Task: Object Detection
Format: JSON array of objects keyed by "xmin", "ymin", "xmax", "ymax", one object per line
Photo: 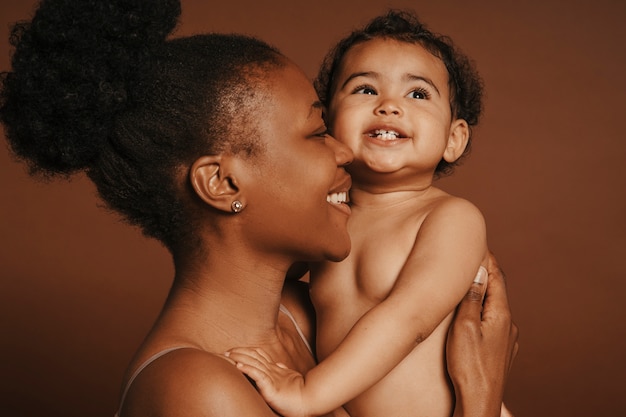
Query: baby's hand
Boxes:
[{"xmin": 225, "ymin": 347, "xmax": 310, "ymax": 417}]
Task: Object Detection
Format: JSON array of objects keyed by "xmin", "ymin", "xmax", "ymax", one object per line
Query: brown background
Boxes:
[{"xmin": 1, "ymin": 1, "xmax": 625, "ymax": 416}]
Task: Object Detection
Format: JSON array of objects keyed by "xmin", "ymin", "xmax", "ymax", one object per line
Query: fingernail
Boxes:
[{"xmin": 473, "ymin": 266, "xmax": 488, "ymax": 284}]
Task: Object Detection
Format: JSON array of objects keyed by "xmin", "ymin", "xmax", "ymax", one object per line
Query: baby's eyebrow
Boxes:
[
  {"xmin": 339, "ymin": 72, "xmax": 441, "ymax": 97},
  {"xmin": 339, "ymin": 71, "xmax": 378, "ymax": 90},
  {"xmin": 404, "ymin": 74, "xmax": 441, "ymax": 96}
]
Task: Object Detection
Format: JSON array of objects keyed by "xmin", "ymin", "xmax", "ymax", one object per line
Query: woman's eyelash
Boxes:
[{"xmin": 314, "ymin": 129, "xmax": 329, "ymax": 138}]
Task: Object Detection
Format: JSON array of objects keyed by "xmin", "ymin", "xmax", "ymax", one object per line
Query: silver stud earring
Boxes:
[{"xmin": 231, "ymin": 200, "xmax": 244, "ymax": 213}]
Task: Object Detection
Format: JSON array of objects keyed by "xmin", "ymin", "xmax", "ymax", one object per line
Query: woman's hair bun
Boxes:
[{"xmin": 0, "ymin": 0, "xmax": 181, "ymax": 175}]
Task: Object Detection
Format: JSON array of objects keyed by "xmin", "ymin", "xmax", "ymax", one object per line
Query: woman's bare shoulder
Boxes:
[{"xmin": 122, "ymin": 348, "xmax": 276, "ymax": 417}]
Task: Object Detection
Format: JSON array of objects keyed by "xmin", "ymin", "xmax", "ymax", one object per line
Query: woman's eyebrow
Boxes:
[{"xmin": 308, "ymin": 100, "xmax": 324, "ymax": 119}]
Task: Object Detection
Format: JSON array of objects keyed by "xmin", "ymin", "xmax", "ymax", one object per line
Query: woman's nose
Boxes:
[{"xmin": 326, "ymin": 135, "xmax": 353, "ymax": 167}]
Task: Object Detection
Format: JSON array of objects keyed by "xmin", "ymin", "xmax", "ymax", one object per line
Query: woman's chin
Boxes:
[{"xmin": 326, "ymin": 241, "xmax": 352, "ymax": 263}]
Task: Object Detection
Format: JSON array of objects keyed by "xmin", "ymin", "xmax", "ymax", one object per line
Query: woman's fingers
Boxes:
[
  {"xmin": 446, "ymin": 253, "xmax": 519, "ymax": 417},
  {"xmin": 453, "ymin": 265, "xmax": 488, "ymax": 340}
]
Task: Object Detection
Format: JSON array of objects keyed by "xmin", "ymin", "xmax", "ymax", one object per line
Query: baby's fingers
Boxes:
[
  {"xmin": 227, "ymin": 347, "xmax": 274, "ymax": 363},
  {"xmin": 225, "ymin": 349, "xmax": 273, "ymax": 385},
  {"xmin": 237, "ymin": 361, "xmax": 275, "ymax": 390},
  {"xmin": 225, "ymin": 348, "xmax": 273, "ymax": 373}
]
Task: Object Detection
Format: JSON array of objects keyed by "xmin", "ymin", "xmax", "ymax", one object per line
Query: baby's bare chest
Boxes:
[
  {"xmin": 316, "ymin": 213, "xmax": 424, "ymax": 303},
  {"xmin": 352, "ymin": 222, "xmax": 417, "ymax": 298}
]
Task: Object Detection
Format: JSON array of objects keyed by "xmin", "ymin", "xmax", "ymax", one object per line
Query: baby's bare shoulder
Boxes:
[{"xmin": 427, "ymin": 193, "xmax": 484, "ymax": 221}]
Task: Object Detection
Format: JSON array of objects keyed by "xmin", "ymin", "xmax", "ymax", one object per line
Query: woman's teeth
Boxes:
[
  {"xmin": 370, "ymin": 129, "xmax": 400, "ymax": 140},
  {"xmin": 327, "ymin": 192, "xmax": 348, "ymax": 204}
]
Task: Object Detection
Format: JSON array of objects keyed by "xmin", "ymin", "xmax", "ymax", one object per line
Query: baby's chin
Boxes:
[{"xmin": 348, "ymin": 158, "xmax": 405, "ymax": 177}]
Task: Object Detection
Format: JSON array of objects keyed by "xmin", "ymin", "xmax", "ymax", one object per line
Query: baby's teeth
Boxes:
[{"xmin": 374, "ymin": 129, "xmax": 399, "ymax": 139}]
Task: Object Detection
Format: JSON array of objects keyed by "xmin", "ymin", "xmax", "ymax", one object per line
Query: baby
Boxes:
[{"xmin": 228, "ymin": 10, "xmax": 497, "ymax": 417}]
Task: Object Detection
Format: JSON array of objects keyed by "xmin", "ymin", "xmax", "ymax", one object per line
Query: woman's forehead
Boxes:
[{"xmin": 264, "ymin": 62, "xmax": 320, "ymax": 115}]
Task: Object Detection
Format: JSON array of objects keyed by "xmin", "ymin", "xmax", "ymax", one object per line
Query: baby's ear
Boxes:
[
  {"xmin": 190, "ymin": 155, "xmax": 242, "ymax": 213},
  {"xmin": 443, "ymin": 119, "xmax": 470, "ymax": 163}
]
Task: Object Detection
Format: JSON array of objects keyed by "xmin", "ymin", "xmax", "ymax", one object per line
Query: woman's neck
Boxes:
[{"xmin": 154, "ymin": 250, "xmax": 291, "ymax": 354}]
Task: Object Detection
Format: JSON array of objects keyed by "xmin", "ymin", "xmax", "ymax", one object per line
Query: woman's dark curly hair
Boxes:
[
  {"xmin": 315, "ymin": 10, "xmax": 484, "ymax": 177},
  {"xmin": 0, "ymin": 0, "xmax": 285, "ymax": 253}
]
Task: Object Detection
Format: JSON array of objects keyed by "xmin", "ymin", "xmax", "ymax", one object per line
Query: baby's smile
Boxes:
[{"xmin": 368, "ymin": 129, "xmax": 405, "ymax": 140}]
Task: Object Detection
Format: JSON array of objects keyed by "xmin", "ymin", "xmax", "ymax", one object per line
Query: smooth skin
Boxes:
[
  {"xmin": 227, "ymin": 38, "xmax": 513, "ymax": 417},
  {"xmin": 2, "ymin": 3, "xmax": 519, "ymax": 416},
  {"xmin": 229, "ymin": 257, "xmax": 518, "ymax": 417},
  {"xmin": 119, "ymin": 61, "xmax": 353, "ymax": 417}
]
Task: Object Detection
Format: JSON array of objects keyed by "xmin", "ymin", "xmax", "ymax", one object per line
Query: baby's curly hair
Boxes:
[
  {"xmin": 315, "ymin": 10, "xmax": 484, "ymax": 177},
  {"xmin": 0, "ymin": 0, "xmax": 285, "ymax": 252}
]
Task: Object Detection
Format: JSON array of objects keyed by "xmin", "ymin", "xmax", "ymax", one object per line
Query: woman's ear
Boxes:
[
  {"xmin": 190, "ymin": 155, "xmax": 242, "ymax": 213},
  {"xmin": 443, "ymin": 119, "xmax": 470, "ymax": 163}
]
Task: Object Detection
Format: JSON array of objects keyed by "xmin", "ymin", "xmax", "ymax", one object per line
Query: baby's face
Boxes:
[{"xmin": 327, "ymin": 38, "xmax": 456, "ymax": 183}]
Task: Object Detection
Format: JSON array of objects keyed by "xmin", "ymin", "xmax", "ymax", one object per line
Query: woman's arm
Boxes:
[{"xmin": 447, "ymin": 253, "xmax": 519, "ymax": 417}]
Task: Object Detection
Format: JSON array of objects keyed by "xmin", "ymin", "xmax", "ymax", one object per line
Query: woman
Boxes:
[{"xmin": 0, "ymin": 0, "xmax": 517, "ymax": 416}]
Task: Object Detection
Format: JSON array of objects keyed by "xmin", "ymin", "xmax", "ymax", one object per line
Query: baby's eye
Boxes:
[
  {"xmin": 353, "ymin": 85, "xmax": 377, "ymax": 95},
  {"xmin": 407, "ymin": 88, "xmax": 430, "ymax": 100}
]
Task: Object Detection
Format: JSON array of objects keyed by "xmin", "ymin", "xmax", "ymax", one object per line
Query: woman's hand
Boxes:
[{"xmin": 447, "ymin": 254, "xmax": 519, "ymax": 417}]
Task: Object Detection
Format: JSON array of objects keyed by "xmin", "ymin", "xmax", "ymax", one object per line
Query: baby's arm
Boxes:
[
  {"xmin": 230, "ymin": 198, "xmax": 487, "ymax": 416},
  {"xmin": 225, "ymin": 347, "xmax": 313, "ymax": 417}
]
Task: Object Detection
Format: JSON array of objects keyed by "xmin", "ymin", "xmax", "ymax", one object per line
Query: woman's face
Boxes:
[{"xmin": 243, "ymin": 61, "xmax": 353, "ymax": 263}]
